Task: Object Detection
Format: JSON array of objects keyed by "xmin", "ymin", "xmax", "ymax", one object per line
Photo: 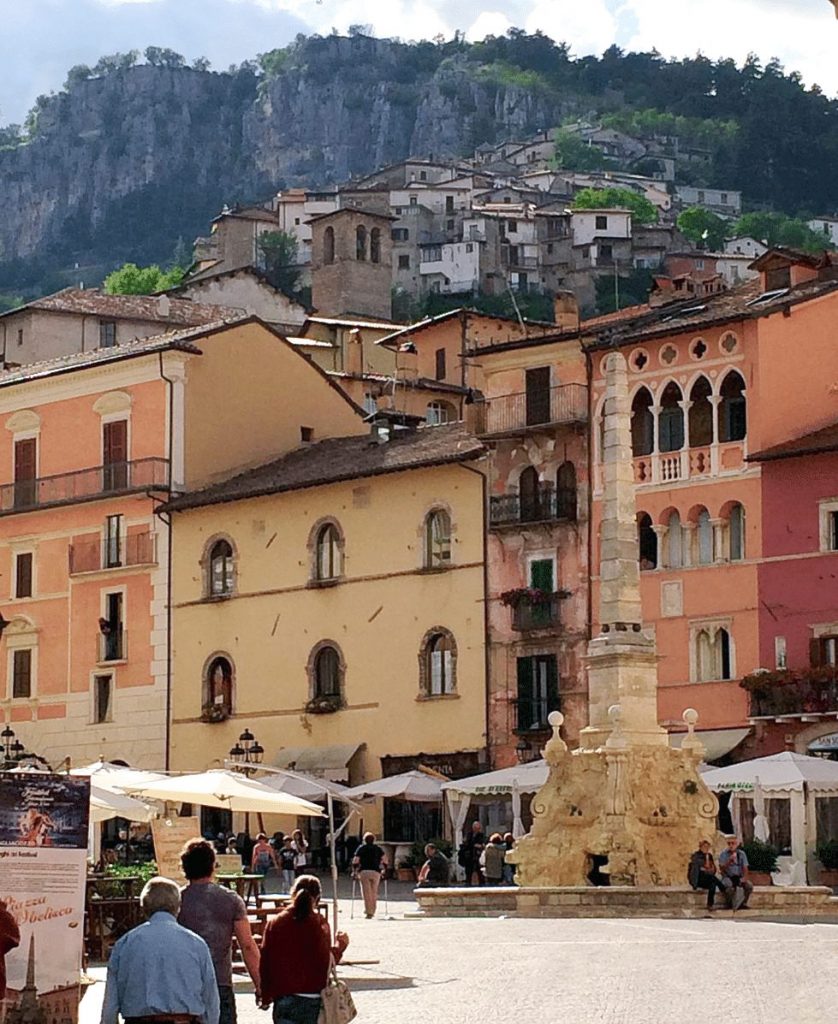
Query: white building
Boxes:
[
  {"xmin": 808, "ymin": 217, "xmax": 838, "ymax": 246},
  {"xmin": 419, "ymin": 241, "xmax": 481, "ymax": 294},
  {"xmin": 674, "ymin": 185, "xmax": 742, "ymax": 218},
  {"xmin": 570, "ymin": 208, "xmax": 632, "ymax": 247},
  {"xmin": 723, "ymin": 236, "xmax": 767, "ymax": 259}
]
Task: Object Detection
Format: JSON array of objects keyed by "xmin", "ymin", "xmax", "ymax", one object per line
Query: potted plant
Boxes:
[
  {"xmin": 395, "ymin": 857, "xmax": 417, "ymax": 882},
  {"xmin": 742, "ymin": 838, "xmax": 779, "ymax": 885},
  {"xmin": 304, "ymin": 696, "xmax": 342, "ymax": 715},
  {"xmin": 200, "ymin": 702, "xmax": 229, "ymax": 723},
  {"xmin": 816, "ymin": 839, "xmax": 838, "ymax": 888}
]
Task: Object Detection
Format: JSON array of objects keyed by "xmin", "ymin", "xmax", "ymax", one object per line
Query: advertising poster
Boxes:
[
  {"xmin": 0, "ymin": 772, "xmax": 90, "ymax": 1024},
  {"xmin": 151, "ymin": 817, "xmax": 201, "ymax": 882}
]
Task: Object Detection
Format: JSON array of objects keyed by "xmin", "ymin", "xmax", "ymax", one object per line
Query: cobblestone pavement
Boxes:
[{"xmin": 82, "ymin": 891, "xmax": 838, "ymax": 1024}]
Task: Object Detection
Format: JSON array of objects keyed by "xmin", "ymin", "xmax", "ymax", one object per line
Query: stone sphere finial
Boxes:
[
  {"xmin": 548, "ymin": 711, "xmax": 564, "ymax": 733},
  {"xmin": 682, "ymin": 708, "xmax": 699, "ymax": 734},
  {"xmin": 608, "ymin": 703, "xmax": 622, "ymax": 726}
]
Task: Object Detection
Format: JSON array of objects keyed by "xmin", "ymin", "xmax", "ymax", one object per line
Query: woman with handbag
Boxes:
[{"xmin": 259, "ymin": 874, "xmax": 350, "ymax": 1024}]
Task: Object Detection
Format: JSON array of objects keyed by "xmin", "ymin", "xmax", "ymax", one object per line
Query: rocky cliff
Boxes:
[{"xmin": 0, "ymin": 35, "xmax": 561, "ymax": 286}]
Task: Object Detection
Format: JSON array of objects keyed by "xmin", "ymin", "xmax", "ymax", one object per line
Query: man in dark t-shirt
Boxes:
[
  {"xmin": 352, "ymin": 832, "xmax": 388, "ymax": 919},
  {"xmin": 178, "ymin": 838, "xmax": 261, "ymax": 1024}
]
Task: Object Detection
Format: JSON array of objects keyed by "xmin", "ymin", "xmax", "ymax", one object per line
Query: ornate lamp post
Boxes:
[
  {"xmin": 0, "ymin": 725, "xmax": 46, "ymax": 770},
  {"xmin": 229, "ymin": 728, "xmax": 265, "ymax": 840}
]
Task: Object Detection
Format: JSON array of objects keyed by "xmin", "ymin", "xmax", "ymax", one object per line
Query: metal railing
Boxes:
[
  {"xmin": 747, "ymin": 676, "xmax": 838, "ymax": 718},
  {"xmin": 514, "ymin": 695, "xmax": 561, "ymax": 732},
  {"xmin": 490, "ymin": 486, "xmax": 577, "ymax": 527},
  {"xmin": 0, "ymin": 458, "xmax": 169, "ymax": 515},
  {"xmin": 69, "ymin": 530, "xmax": 157, "ymax": 574},
  {"xmin": 512, "ymin": 594, "xmax": 562, "ymax": 632},
  {"xmin": 474, "ymin": 383, "xmax": 587, "ymax": 436},
  {"xmin": 98, "ymin": 628, "xmax": 126, "ymax": 663}
]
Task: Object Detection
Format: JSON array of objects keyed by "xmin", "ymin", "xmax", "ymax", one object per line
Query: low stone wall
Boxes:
[{"xmin": 414, "ymin": 885, "xmax": 838, "ymax": 920}]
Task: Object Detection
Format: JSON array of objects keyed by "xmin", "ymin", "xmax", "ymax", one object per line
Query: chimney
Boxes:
[
  {"xmin": 157, "ymin": 294, "xmax": 172, "ymax": 319},
  {"xmin": 553, "ymin": 291, "xmax": 579, "ymax": 332},
  {"xmin": 395, "ymin": 340, "xmax": 418, "ymax": 382},
  {"xmin": 345, "ymin": 328, "xmax": 364, "ymax": 376}
]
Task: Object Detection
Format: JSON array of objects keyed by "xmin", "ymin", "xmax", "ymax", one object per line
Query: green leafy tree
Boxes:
[
  {"xmin": 92, "ymin": 52, "xmax": 139, "ymax": 77},
  {"xmin": 171, "ymin": 236, "xmax": 193, "ymax": 270},
  {"xmin": 191, "ymin": 57, "xmax": 212, "ymax": 72},
  {"xmin": 64, "ymin": 65, "xmax": 93, "ymax": 90},
  {"xmin": 103, "ymin": 262, "xmax": 185, "ymax": 295},
  {"xmin": 572, "ymin": 187, "xmax": 658, "ymax": 225},
  {"xmin": 553, "ymin": 129, "xmax": 612, "ymax": 172},
  {"xmin": 144, "ymin": 47, "xmax": 186, "ymax": 69},
  {"xmin": 256, "ymin": 230, "xmax": 301, "ymax": 295},
  {"xmin": 733, "ymin": 212, "xmax": 832, "ymax": 253},
  {"xmin": 676, "ymin": 207, "xmax": 728, "ymax": 251},
  {"xmin": 594, "ymin": 267, "xmax": 655, "ymax": 316}
]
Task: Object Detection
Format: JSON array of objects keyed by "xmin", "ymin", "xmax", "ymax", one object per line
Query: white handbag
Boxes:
[{"xmin": 318, "ymin": 960, "xmax": 357, "ymax": 1024}]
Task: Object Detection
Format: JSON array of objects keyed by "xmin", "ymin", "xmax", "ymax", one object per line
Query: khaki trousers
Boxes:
[{"xmin": 359, "ymin": 869, "xmax": 381, "ymax": 917}]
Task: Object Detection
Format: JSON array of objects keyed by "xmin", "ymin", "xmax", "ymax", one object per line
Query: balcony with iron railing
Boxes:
[
  {"xmin": 511, "ymin": 593, "xmax": 562, "ymax": 632},
  {"xmin": 490, "ymin": 485, "xmax": 577, "ymax": 528},
  {"xmin": 742, "ymin": 668, "xmax": 838, "ymax": 720},
  {"xmin": 0, "ymin": 458, "xmax": 169, "ymax": 516},
  {"xmin": 513, "ymin": 694, "xmax": 562, "ymax": 732},
  {"xmin": 474, "ymin": 384, "xmax": 587, "ymax": 438},
  {"xmin": 69, "ymin": 529, "xmax": 158, "ymax": 575},
  {"xmin": 98, "ymin": 627, "xmax": 126, "ymax": 664}
]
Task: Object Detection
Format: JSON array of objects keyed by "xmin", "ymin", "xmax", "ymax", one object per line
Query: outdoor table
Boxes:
[
  {"xmin": 85, "ymin": 876, "xmax": 143, "ymax": 961},
  {"xmin": 217, "ymin": 872, "xmax": 263, "ymax": 904}
]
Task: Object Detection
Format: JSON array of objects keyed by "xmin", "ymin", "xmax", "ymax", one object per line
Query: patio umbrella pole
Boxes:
[{"xmin": 327, "ymin": 790, "xmax": 338, "ymax": 935}]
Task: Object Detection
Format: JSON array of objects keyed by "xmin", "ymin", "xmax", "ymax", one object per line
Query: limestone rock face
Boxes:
[{"xmin": 510, "ymin": 717, "xmax": 722, "ymax": 887}]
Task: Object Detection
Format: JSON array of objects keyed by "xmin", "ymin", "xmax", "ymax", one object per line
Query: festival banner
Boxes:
[{"xmin": 0, "ymin": 773, "xmax": 90, "ymax": 1024}]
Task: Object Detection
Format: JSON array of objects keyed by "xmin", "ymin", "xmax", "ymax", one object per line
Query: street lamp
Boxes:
[
  {"xmin": 229, "ymin": 729, "xmax": 264, "ymax": 777},
  {"xmin": 0, "ymin": 726, "xmax": 46, "ymax": 770}
]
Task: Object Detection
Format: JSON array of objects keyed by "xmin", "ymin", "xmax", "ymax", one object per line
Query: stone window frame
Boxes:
[
  {"xmin": 4, "ymin": 615, "xmax": 38, "ymax": 702},
  {"xmin": 200, "ymin": 533, "xmax": 239, "ymax": 600},
  {"xmin": 417, "ymin": 626, "xmax": 458, "ymax": 699},
  {"xmin": 718, "ymin": 331, "xmax": 739, "ymax": 355},
  {"xmin": 202, "ymin": 651, "xmax": 236, "ymax": 718},
  {"xmin": 818, "ymin": 498, "xmax": 838, "ymax": 553},
  {"xmin": 689, "ymin": 618, "xmax": 735, "ymax": 683},
  {"xmin": 308, "ymin": 517, "xmax": 346, "ymax": 585},
  {"xmin": 421, "ymin": 504, "xmax": 454, "ymax": 571},
  {"xmin": 306, "ymin": 640, "xmax": 347, "ymax": 706}
]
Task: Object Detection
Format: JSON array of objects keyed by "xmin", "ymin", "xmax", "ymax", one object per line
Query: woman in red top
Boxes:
[{"xmin": 259, "ymin": 875, "xmax": 349, "ymax": 1024}]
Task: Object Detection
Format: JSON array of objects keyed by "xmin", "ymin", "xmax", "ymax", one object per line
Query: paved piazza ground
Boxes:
[{"xmin": 83, "ymin": 888, "xmax": 838, "ymax": 1024}]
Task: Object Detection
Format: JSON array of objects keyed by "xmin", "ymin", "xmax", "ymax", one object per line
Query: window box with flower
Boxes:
[
  {"xmin": 500, "ymin": 587, "xmax": 570, "ymax": 632},
  {"xmin": 741, "ymin": 667, "xmax": 838, "ymax": 718},
  {"xmin": 305, "ymin": 695, "xmax": 343, "ymax": 715},
  {"xmin": 201, "ymin": 702, "xmax": 230, "ymax": 724}
]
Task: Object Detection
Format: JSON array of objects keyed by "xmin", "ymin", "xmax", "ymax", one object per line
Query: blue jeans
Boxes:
[
  {"xmin": 272, "ymin": 995, "xmax": 322, "ymax": 1024},
  {"xmin": 219, "ymin": 986, "xmax": 237, "ymax": 1024}
]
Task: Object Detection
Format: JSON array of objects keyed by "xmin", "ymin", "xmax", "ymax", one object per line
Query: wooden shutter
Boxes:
[
  {"xmin": 103, "ymin": 420, "xmax": 128, "ymax": 490},
  {"xmin": 529, "ymin": 558, "xmax": 554, "ymax": 592},
  {"xmin": 15, "ymin": 553, "xmax": 32, "ymax": 599},
  {"xmin": 13, "ymin": 439, "xmax": 37, "ymax": 508},
  {"xmin": 435, "ymin": 348, "xmax": 446, "ymax": 381},
  {"xmin": 517, "ymin": 656, "xmax": 534, "ymax": 730},
  {"xmin": 12, "ymin": 650, "xmax": 31, "ymax": 698},
  {"xmin": 525, "ymin": 367, "xmax": 551, "ymax": 426},
  {"xmin": 810, "ymin": 637, "xmax": 824, "ymax": 668}
]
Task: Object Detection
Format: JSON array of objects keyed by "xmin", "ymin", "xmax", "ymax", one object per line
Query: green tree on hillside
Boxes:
[
  {"xmin": 733, "ymin": 212, "xmax": 833, "ymax": 254},
  {"xmin": 572, "ymin": 187, "xmax": 658, "ymax": 225},
  {"xmin": 676, "ymin": 207, "xmax": 728, "ymax": 251},
  {"xmin": 256, "ymin": 230, "xmax": 301, "ymax": 295},
  {"xmin": 103, "ymin": 263, "xmax": 185, "ymax": 295},
  {"xmin": 553, "ymin": 129, "xmax": 612, "ymax": 172},
  {"xmin": 144, "ymin": 47, "xmax": 186, "ymax": 69}
]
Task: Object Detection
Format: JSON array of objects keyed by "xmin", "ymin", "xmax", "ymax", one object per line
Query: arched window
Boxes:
[
  {"xmin": 720, "ymin": 371, "xmax": 746, "ymax": 442},
  {"xmin": 696, "ymin": 508, "xmax": 714, "ymax": 565},
  {"xmin": 659, "ymin": 382, "xmax": 684, "ymax": 452},
  {"xmin": 631, "ymin": 388, "xmax": 654, "ymax": 457},
  {"xmin": 426, "ymin": 401, "xmax": 454, "ymax": 425},
  {"xmin": 315, "ymin": 523, "xmax": 342, "ymax": 581},
  {"xmin": 688, "ymin": 377, "xmax": 713, "ymax": 447},
  {"xmin": 556, "ymin": 461, "xmax": 576, "ymax": 521},
  {"xmin": 665, "ymin": 510, "xmax": 683, "ymax": 569},
  {"xmin": 313, "ymin": 645, "xmax": 342, "ymax": 700},
  {"xmin": 717, "ymin": 628, "xmax": 732, "ymax": 679},
  {"xmin": 425, "ymin": 509, "xmax": 452, "ymax": 569},
  {"xmin": 324, "ymin": 226, "xmax": 335, "ymax": 265},
  {"xmin": 204, "ymin": 655, "xmax": 233, "ymax": 716},
  {"xmin": 638, "ymin": 512, "xmax": 657, "ymax": 570},
  {"xmin": 519, "ymin": 466, "xmax": 541, "ymax": 523},
  {"xmin": 728, "ymin": 503, "xmax": 745, "ymax": 561},
  {"xmin": 420, "ymin": 630, "xmax": 457, "ymax": 696},
  {"xmin": 370, "ymin": 227, "xmax": 381, "ymax": 264},
  {"xmin": 696, "ymin": 630, "xmax": 714, "ymax": 681},
  {"xmin": 355, "ymin": 225, "xmax": 367, "ymax": 261},
  {"xmin": 208, "ymin": 539, "xmax": 234, "ymax": 597}
]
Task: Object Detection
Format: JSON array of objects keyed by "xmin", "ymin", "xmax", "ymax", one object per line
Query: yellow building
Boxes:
[{"xmin": 165, "ymin": 410, "xmax": 489, "ymax": 838}]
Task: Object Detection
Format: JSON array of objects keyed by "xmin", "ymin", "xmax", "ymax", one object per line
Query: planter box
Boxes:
[
  {"xmin": 749, "ymin": 871, "xmax": 773, "ymax": 886},
  {"xmin": 396, "ymin": 867, "xmax": 417, "ymax": 882},
  {"xmin": 819, "ymin": 868, "xmax": 838, "ymax": 888}
]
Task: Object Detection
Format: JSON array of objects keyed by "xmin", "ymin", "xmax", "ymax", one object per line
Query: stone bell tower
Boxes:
[{"xmin": 509, "ymin": 351, "xmax": 719, "ymax": 887}]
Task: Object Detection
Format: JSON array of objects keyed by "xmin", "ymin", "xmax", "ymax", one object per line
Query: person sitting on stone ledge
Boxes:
[
  {"xmin": 688, "ymin": 839, "xmax": 721, "ymax": 911},
  {"xmin": 718, "ymin": 835, "xmax": 754, "ymax": 910},
  {"xmin": 417, "ymin": 843, "xmax": 450, "ymax": 887}
]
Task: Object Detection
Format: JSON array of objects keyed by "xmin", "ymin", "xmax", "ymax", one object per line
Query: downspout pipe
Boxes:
[{"xmin": 155, "ymin": 350, "xmax": 176, "ymax": 771}]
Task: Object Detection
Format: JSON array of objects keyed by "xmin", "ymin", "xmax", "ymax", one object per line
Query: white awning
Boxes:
[
  {"xmin": 274, "ymin": 743, "xmax": 365, "ymax": 781},
  {"xmin": 669, "ymin": 728, "xmax": 751, "ymax": 763}
]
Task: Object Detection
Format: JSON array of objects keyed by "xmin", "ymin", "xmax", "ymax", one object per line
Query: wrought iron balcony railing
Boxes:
[
  {"xmin": 743, "ymin": 670, "xmax": 838, "ymax": 718},
  {"xmin": 474, "ymin": 383, "xmax": 587, "ymax": 437},
  {"xmin": 69, "ymin": 530, "xmax": 157, "ymax": 575},
  {"xmin": 0, "ymin": 458, "xmax": 169, "ymax": 516},
  {"xmin": 490, "ymin": 485, "xmax": 577, "ymax": 527},
  {"xmin": 511, "ymin": 594, "xmax": 562, "ymax": 632}
]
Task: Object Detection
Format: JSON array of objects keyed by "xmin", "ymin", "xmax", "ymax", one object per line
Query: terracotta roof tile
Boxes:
[
  {"xmin": 748, "ymin": 422, "xmax": 838, "ymax": 462},
  {"xmin": 17, "ymin": 288, "xmax": 243, "ymax": 325},
  {"xmin": 164, "ymin": 422, "xmax": 485, "ymax": 512}
]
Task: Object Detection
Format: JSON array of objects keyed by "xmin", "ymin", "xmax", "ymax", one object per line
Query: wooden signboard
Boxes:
[
  {"xmin": 215, "ymin": 853, "xmax": 244, "ymax": 874},
  {"xmin": 151, "ymin": 816, "xmax": 201, "ymax": 881}
]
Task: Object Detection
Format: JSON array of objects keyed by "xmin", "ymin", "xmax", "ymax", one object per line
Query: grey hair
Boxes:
[{"xmin": 141, "ymin": 876, "xmax": 181, "ymax": 917}]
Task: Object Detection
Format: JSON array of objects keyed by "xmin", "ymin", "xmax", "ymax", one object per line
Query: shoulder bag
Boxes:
[{"xmin": 318, "ymin": 959, "xmax": 357, "ymax": 1024}]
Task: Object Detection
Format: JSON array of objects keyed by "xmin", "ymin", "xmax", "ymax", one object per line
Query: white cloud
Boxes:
[
  {"xmin": 526, "ymin": 0, "xmax": 617, "ymax": 56},
  {"xmin": 466, "ymin": 11, "xmax": 514, "ymax": 41}
]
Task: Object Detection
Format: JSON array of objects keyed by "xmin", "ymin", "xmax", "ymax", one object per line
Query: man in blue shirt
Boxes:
[
  {"xmin": 718, "ymin": 835, "xmax": 754, "ymax": 910},
  {"xmin": 101, "ymin": 877, "xmax": 220, "ymax": 1024}
]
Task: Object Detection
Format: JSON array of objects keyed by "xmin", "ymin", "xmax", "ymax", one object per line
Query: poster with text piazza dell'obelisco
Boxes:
[{"xmin": 0, "ymin": 774, "xmax": 90, "ymax": 1024}]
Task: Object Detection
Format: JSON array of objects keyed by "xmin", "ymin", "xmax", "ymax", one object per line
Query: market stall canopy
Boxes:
[
  {"xmin": 121, "ymin": 769, "xmax": 324, "ymax": 816},
  {"xmin": 274, "ymin": 744, "xmax": 365, "ymax": 782},
  {"xmin": 669, "ymin": 728, "xmax": 751, "ymax": 763},
  {"xmin": 440, "ymin": 759, "xmax": 548, "ymax": 797},
  {"xmin": 70, "ymin": 760, "xmax": 169, "ymax": 795},
  {"xmin": 259, "ymin": 769, "xmax": 353, "ymax": 804},
  {"xmin": 343, "ymin": 769, "xmax": 444, "ymax": 803},
  {"xmin": 90, "ymin": 784, "xmax": 156, "ymax": 824},
  {"xmin": 702, "ymin": 752, "xmax": 838, "ymax": 793}
]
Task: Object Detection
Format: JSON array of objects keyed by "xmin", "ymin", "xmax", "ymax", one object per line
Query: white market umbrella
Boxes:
[
  {"xmin": 122, "ymin": 768, "xmax": 324, "ymax": 816},
  {"xmin": 260, "ymin": 770, "xmax": 352, "ymax": 804},
  {"xmin": 89, "ymin": 784, "xmax": 156, "ymax": 824},
  {"xmin": 71, "ymin": 760, "xmax": 169, "ymax": 795},
  {"xmin": 343, "ymin": 769, "xmax": 444, "ymax": 803}
]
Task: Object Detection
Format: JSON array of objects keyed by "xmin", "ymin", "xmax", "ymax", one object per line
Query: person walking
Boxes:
[
  {"xmin": 291, "ymin": 829, "xmax": 309, "ymax": 877},
  {"xmin": 502, "ymin": 832, "xmax": 516, "ymax": 885},
  {"xmin": 482, "ymin": 833, "xmax": 506, "ymax": 886},
  {"xmin": 279, "ymin": 837, "xmax": 297, "ymax": 895},
  {"xmin": 178, "ymin": 839, "xmax": 261, "ymax": 1024},
  {"xmin": 352, "ymin": 832, "xmax": 387, "ymax": 919},
  {"xmin": 259, "ymin": 875, "xmax": 349, "ymax": 1024},
  {"xmin": 0, "ymin": 900, "xmax": 19, "ymax": 1001},
  {"xmin": 100, "ymin": 876, "xmax": 219, "ymax": 1024},
  {"xmin": 688, "ymin": 839, "xmax": 722, "ymax": 911},
  {"xmin": 251, "ymin": 833, "xmax": 279, "ymax": 893}
]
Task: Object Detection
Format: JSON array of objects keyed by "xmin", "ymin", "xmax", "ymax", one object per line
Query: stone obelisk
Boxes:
[{"xmin": 509, "ymin": 351, "xmax": 719, "ymax": 887}]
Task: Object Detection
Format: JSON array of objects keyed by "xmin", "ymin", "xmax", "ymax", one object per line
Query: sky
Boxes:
[{"xmin": 2, "ymin": 0, "xmax": 836, "ymax": 126}]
